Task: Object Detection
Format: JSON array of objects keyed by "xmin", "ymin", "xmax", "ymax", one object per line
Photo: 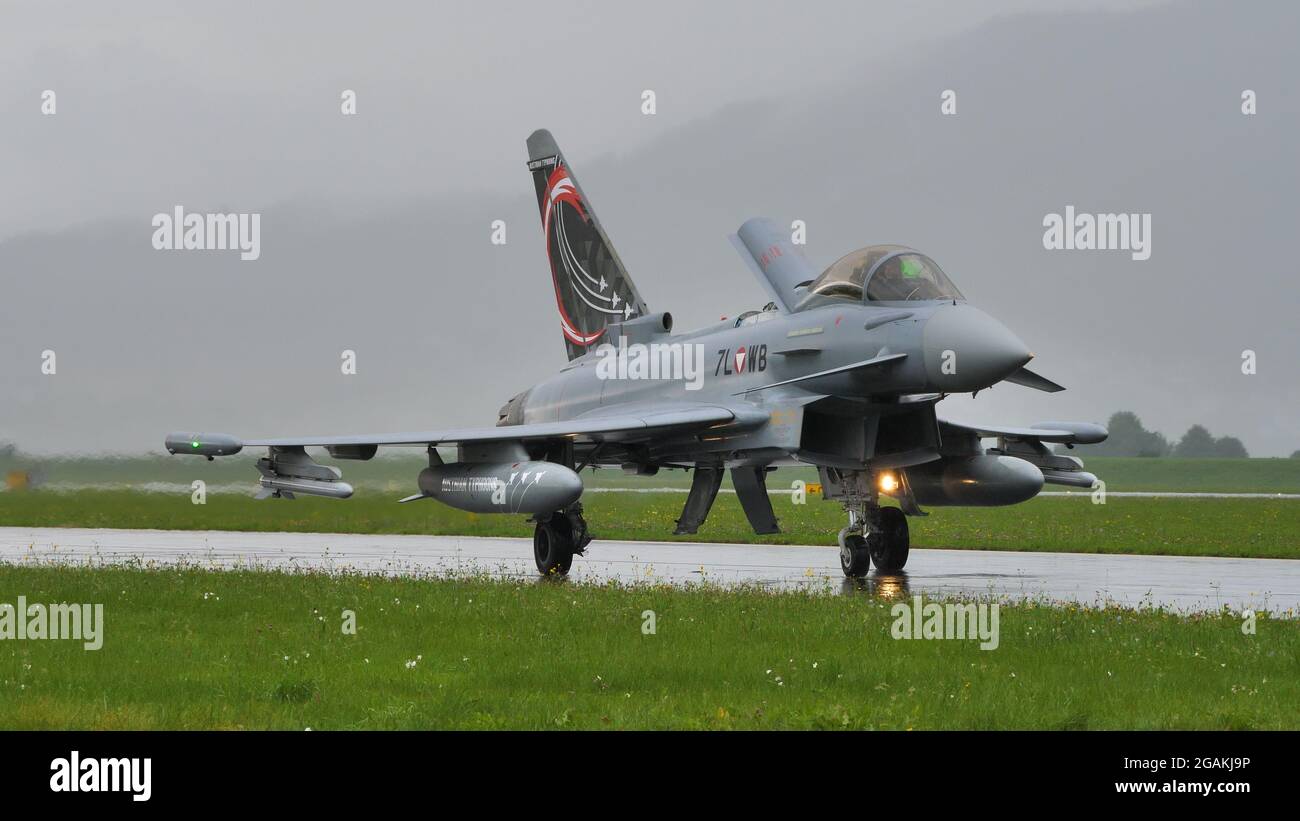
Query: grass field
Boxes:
[
  {"xmin": 2, "ymin": 488, "xmax": 1296, "ymax": 560},
  {"xmin": 0, "ymin": 563, "xmax": 1294, "ymax": 730},
  {"xmin": 1065, "ymin": 457, "xmax": 1300, "ymax": 493}
]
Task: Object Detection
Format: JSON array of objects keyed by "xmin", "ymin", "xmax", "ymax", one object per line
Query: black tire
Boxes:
[
  {"xmin": 534, "ymin": 520, "xmax": 575, "ymax": 576},
  {"xmin": 551, "ymin": 517, "xmax": 577, "ymax": 573},
  {"xmin": 869, "ymin": 507, "xmax": 910, "ymax": 572},
  {"xmin": 839, "ymin": 534, "xmax": 871, "ymax": 578}
]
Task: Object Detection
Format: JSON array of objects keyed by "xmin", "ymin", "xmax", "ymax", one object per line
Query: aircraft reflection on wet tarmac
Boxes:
[{"xmin": 840, "ymin": 574, "xmax": 911, "ymax": 600}]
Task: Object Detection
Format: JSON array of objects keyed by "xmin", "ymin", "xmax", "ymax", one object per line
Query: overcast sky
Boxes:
[
  {"xmin": 0, "ymin": 0, "xmax": 1165, "ymax": 236},
  {"xmin": 3, "ymin": 0, "xmax": 1297, "ymax": 456}
]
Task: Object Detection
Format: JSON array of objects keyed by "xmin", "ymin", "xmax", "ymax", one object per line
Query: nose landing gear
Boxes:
[
  {"xmin": 825, "ymin": 468, "xmax": 912, "ymax": 578},
  {"xmin": 838, "ymin": 506, "xmax": 910, "ymax": 577},
  {"xmin": 838, "ymin": 508, "xmax": 872, "ymax": 578}
]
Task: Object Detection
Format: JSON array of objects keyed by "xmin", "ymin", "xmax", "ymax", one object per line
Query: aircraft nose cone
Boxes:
[{"xmin": 922, "ymin": 304, "xmax": 1032, "ymax": 392}]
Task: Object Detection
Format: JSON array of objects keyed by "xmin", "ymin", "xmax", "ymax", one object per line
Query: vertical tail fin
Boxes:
[{"xmin": 527, "ymin": 129, "xmax": 648, "ymax": 360}]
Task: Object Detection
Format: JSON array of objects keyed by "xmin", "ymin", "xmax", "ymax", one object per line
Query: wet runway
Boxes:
[{"xmin": 0, "ymin": 527, "xmax": 1295, "ymax": 616}]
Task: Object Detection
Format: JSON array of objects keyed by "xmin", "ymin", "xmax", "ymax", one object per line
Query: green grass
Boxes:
[
  {"xmin": 0, "ymin": 564, "xmax": 1294, "ymax": 729},
  {"xmin": 1070, "ymin": 456, "xmax": 1300, "ymax": 493},
  {"xmin": 2, "ymin": 489, "xmax": 1297, "ymax": 560}
]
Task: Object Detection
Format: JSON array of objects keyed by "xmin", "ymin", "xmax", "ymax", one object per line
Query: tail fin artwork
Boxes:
[{"xmin": 527, "ymin": 129, "xmax": 648, "ymax": 360}]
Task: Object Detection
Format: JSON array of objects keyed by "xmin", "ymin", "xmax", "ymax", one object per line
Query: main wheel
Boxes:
[
  {"xmin": 839, "ymin": 533, "xmax": 871, "ymax": 578},
  {"xmin": 534, "ymin": 520, "xmax": 575, "ymax": 576},
  {"xmin": 869, "ymin": 507, "xmax": 910, "ymax": 573}
]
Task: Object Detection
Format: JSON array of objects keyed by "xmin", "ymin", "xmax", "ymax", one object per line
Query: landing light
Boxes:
[{"xmin": 878, "ymin": 472, "xmax": 899, "ymax": 494}]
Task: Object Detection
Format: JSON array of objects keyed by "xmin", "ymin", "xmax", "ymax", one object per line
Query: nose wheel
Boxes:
[
  {"xmin": 837, "ymin": 506, "xmax": 910, "ymax": 577},
  {"xmin": 839, "ymin": 530, "xmax": 871, "ymax": 577},
  {"xmin": 869, "ymin": 507, "xmax": 910, "ymax": 573}
]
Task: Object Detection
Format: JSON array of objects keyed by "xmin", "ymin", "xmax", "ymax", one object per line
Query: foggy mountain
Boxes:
[{"xmin": 2, "ymin": 0, "xmax": 1296, "ymax": 455}]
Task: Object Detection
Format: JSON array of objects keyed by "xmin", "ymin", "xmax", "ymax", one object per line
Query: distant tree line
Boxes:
[{"xmin": 1077, "ymin": 412, "xmax": 1251, "ymax": 457}]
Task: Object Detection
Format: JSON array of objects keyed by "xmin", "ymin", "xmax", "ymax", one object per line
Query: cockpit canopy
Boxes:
[{"xmin": 800, "ymin": 245, "xmax": 964, "ymax": 307}]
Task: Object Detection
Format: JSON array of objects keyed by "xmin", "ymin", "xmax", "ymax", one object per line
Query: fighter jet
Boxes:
[{"xmin": 166, "ymin": 129, "xmax": 1106, "ymax": 578}]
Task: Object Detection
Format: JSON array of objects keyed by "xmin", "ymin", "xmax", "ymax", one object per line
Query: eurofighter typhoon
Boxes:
[{"xmin": 166, "ymin": 130, "xmax": 1107, "ymax": 578}]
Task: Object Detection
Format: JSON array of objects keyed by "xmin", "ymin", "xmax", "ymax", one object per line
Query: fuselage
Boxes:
[
  {"xmin": 518, "ymin": 299, "xmax": 1030, "ymax": 422},
  {"xmin": 510, "ymin": 298, "xmax": 1033, "ymax": 470}
]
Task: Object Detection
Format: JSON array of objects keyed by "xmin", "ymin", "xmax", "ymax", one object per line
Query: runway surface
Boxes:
[{"xmin": 0, "ymin": 526, "xmax": 1295, "ymax": 616}]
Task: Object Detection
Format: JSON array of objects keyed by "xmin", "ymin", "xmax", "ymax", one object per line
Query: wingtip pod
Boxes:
[
  {"xmin": 164, "ymin": 432, "xmax": 243, "ymax": 457},
  {"xmin": 1032, "ymin": 422, "xmax": 1108, "ymax": 445},
  {"xmin": 526, "ymin": 128, "xmax": 560, "ymax": 162}
]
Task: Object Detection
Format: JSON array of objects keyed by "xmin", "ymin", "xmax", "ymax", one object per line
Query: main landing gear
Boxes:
[{"xmin": 533, "ymin": 504, "xmax": 592, "ymax": 576}]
